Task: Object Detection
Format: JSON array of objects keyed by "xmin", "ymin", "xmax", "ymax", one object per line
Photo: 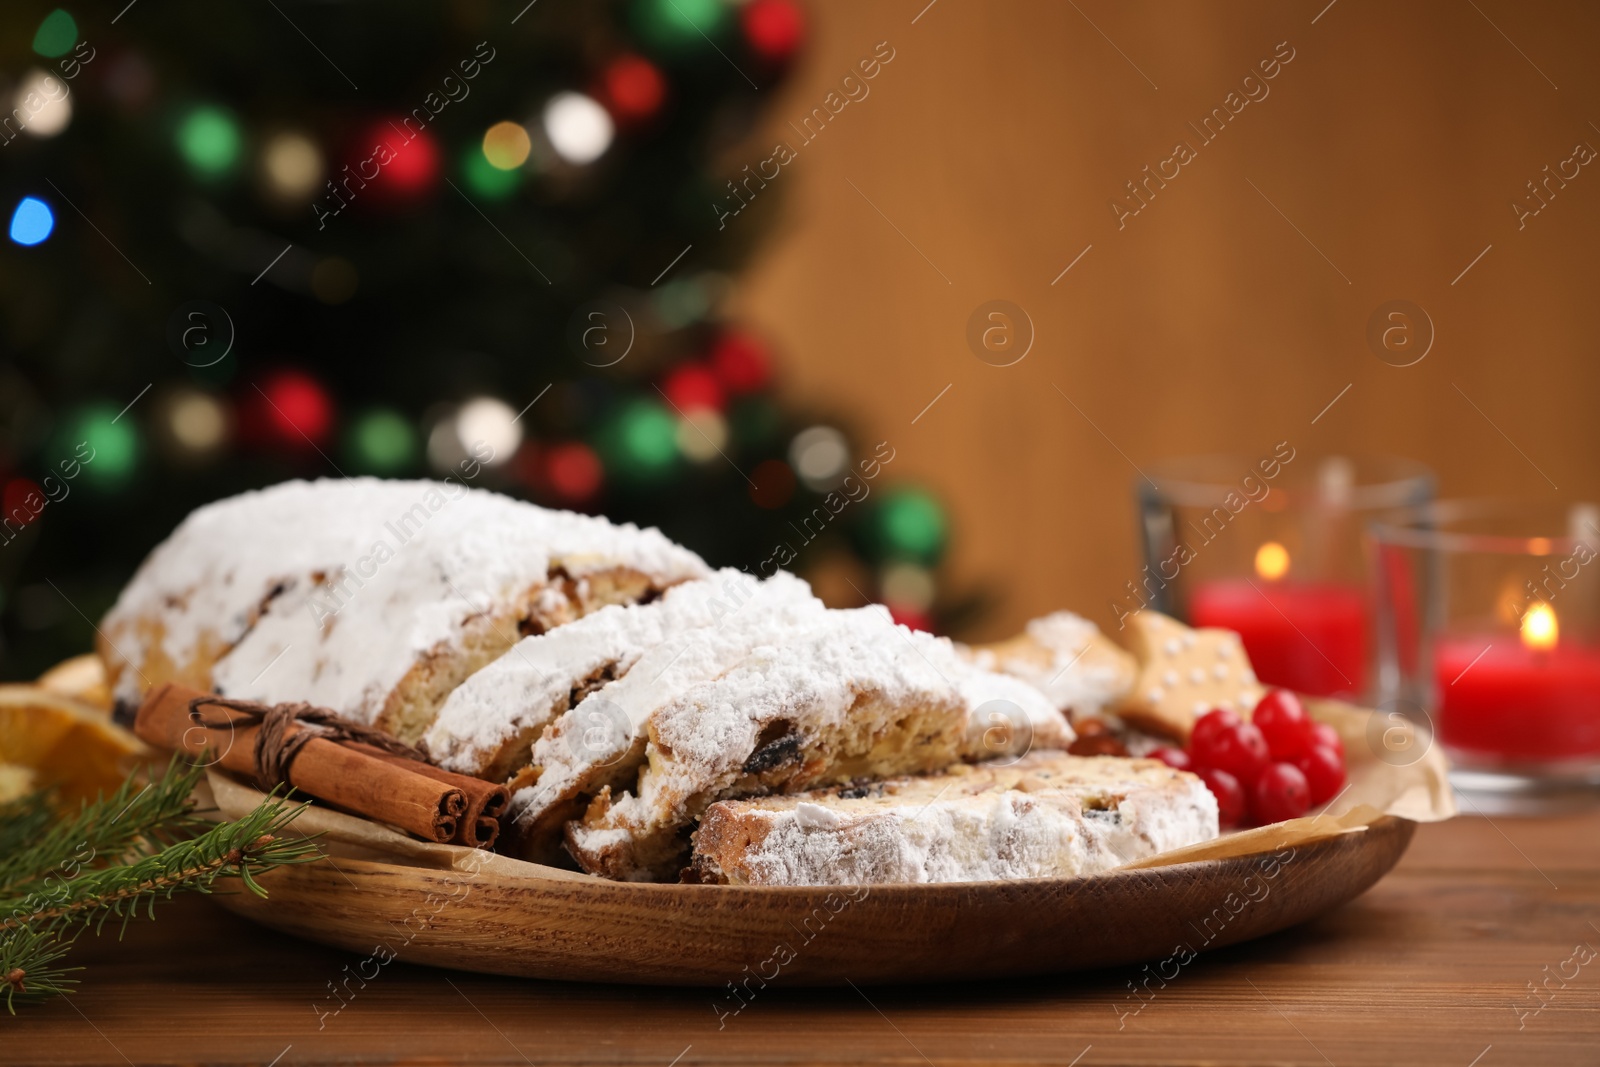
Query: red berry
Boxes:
[
  {"xmin": 1149, "ymin": 746, "xmax": 1191, "ymax": 771},
  {"xmin": 1193, "ymin": 722, "xmax": 1270, "ymax": 785},
  {"xmin": 1190, "ymin": 708, "xmax": 1240, "ymax": 754},
  {"xmin": 1309, "ymin": 721, "xmax": 1344, "ymax": 758},
  {"xmin": 1251, "ymin": 762, "xmax": 1311, "ymax": 824},
  {"xmin": 1294, "ymin": 745, "xmax": 1347, "ymax": 806},
  {"xmin": 1252, "ymin": 689, "xmax": 1312, "ymax": 759},
  {"xmin": 1197, "ymin": 768, "xmax": 1247, "ymax": 826}
]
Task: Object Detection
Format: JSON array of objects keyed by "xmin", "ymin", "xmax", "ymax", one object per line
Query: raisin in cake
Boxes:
[
  {"xmin": 556, "ymin": 608, "xmax": 1072, "ymax": 880},
  {"xmin": 687, "ymin": 752, "xmax": 1218, "ymax": 886},
  {"xmin": 99, "ymin": 478, "xmax": 708, "ymax": 740}
]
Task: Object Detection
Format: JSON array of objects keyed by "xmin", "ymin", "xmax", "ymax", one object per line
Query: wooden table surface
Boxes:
[{"xmin": 7, "ymin": 809, "xmax": 1599, "ymax": 1067}]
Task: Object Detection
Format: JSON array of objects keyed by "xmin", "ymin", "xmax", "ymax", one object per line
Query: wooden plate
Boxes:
[{"xmin": 212, "ymin": 815, "xmax": 1416, "ymax": 986}]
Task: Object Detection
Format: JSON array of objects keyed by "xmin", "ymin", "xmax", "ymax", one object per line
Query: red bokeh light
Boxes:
[
  {"xmin": 357, "ymin": 121, "xmax": 440, "ymax": 200},
  {"xmin": 742, "ymin": 0, "xmax": 806, "ymax": 63},
  {"xmin": 2, "ymin": 478, "xmax": 43, "ymax": 526},
  {"xmin": 887, "ymin": 604, "xmax": 934, "ymax": 633},
  {"xmin": 602, "ymin": 54, "xmax": 666, "ymax": 123},
  {"xmin": 546, "ymin": 441, "xmax": 604, "ymax": 502},
  {"xmin": 661, "ymin": 363, "xmax": 725, "ymax": 413},
  {"xmin": 256, "ymin": 370, "xmax": 334, "ymax": 447},
  {"xmin": 748, "ymin": 458, "xmax": 795, "ymax": 509},
  {"xmin": 710, "ymin": 332, "xmax": 772, "ymax": 394}
]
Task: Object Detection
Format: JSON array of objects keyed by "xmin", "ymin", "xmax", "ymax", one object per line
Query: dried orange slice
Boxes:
[
  {"xmin": 0, "ymin": 684, "xmax": 145, "ymax": 808},
  {"xmin": 37, "ymin": 653, "xmax": 114, "ymax": 712}
]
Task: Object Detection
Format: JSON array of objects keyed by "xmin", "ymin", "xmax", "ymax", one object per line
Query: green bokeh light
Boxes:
[
  {"xmin": 461, "ymin": 145, "xmax": 521, "ymax": 200},
  {"xmin": 346, "ymin": 409, "xmax": 417, "ymax": 473},
  {"xmin": 872, "ymin": 488, "xmax": 948, "ymax": 565},
  {"xmin": 633, "ymin": 0, "xmax": 726, "ymax": 51},
  {"xmin": 176, "ymin": 106, "xmax": 243, "ymax": 178},
  {"xmin": 600, "ymin": 399, "xmax": 678, "ymax": 480},
  {"xmin": 32, "ymin": 9, "xmax": 77, "ymax": 58},
  {"xmin": 61, "ymin": 404, "xmax": 140, "ymax": 488}
]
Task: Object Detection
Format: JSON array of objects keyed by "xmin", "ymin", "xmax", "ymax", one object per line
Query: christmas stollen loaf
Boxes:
[{"xmin": 98, "ymin": 478, "xmax": 709, "ymax": 741}]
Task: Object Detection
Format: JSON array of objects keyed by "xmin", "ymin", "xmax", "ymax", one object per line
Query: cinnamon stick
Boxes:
[
  {"xmin": 347, "ymin": 742, "xmax": 508, "ymax": 848},
  {"xmin": 133, "ymin": 683, "xmax": 465, "ymax": 843}
]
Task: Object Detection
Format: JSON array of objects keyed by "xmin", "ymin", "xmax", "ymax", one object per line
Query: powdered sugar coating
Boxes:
[
  {"xmin": 563, "ymin": 609, "xmax": 1073, "ymax": 878},
  {"xmin": 101, "ymin": 478, "xmax": 708, "ymax": 720},
  {"xmin": 694, "ymin": 754, "xmax": 1219, "ymax": 886},
  {"xmin": 425, "ymin": 570, "xmax": 817, "ymax": 774},
  {"xmin": 509, "ymin": 572, "xmax": 828, "ymax": 822},
  {"xmin": 969, "ymin": 611, "xmax": 1134, "ymax": 713}
]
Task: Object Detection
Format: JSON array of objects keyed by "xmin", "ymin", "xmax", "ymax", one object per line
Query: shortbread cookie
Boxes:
[
  {"xmin": 1117, "ymin": 612, "xmax": 1261, "ymax": 740},
  {"xmin": 964, "ymin": 611, "xmax": 1137, "ymax": 713},
  {"xmin": 560, "ymin": 609, "xmax": 1070, "ymax": 880},
  {"xmin": 687, "ymin": 752, "xmax": 1218, "ymax": 886},
  {"xmin": 99, "ymin": 479, "xmax": 708, "ymax": 741},
  {"xmin": 424, "ymin": 570, "xmax": 822, "ymax": 781}
]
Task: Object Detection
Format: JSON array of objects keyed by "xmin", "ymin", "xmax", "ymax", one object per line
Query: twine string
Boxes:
[{"xmin": 187, "ymin": 695, "xmax": 426, "ymax": 791}]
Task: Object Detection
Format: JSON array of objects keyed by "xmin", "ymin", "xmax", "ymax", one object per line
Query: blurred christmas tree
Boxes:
[{"xmin": 0, "ymin": 0, "xmax": 959, "ymax": 678}]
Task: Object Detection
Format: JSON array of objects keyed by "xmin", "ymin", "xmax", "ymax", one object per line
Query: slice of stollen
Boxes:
[
  {"xmin": 99, "ymin": 478, "xmax": 708, "ymax": 742},
  {"xmin": 500, "ymin": 573, "xmax": 832, "ymax": 863},
  {"xmin": 423, "ymin": 570, "xmax": 821, "ymax": 782},
  {"xmin": 686, "ymin": 751, "xmax": 1218, "ymax": 886},
  {"xmin": 562, "ymin": 609, "xmax": 1072, "ymax": 881}
]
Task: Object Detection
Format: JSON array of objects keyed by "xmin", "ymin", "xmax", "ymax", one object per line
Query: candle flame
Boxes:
[
  {"xmin": 1255, "ymin": 541, "xmax": 1290, "ymax": 581},
  {"xmin": 1521, "ymin": 602, "xmax": 1558, "ymax": 651}
]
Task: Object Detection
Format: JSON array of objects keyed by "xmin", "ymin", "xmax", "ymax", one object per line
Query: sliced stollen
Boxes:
[
  {"xmin": 963, "ymin": 611, "xmax": 1137, "ymax": 714},
  {"xmin": 686, "ymin": 752, "xmax": 1218, "ymax": 886},
  {"xmin": 423, "ymin": 570, "xmax": 822, "ymax": 782},
  {"xmin": 562, "ymin": 609, "xmax": 1073, "ymax": 881},
  {"xmin": 500, "ymin": 573, "xmax": 833, "ymax": 863},
  {"xmin": 98, "ymin": 478, "xmax": 708, "ymax": 741}
]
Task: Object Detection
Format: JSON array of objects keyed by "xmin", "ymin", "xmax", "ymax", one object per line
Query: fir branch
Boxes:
[
  {"xmin": 0, "ymin": 924, "xmax": 79, "ymax": 1013},
  {"xmin": 1, "ymin": 796, "xmax": 319, "ymax": 937},
  {"xmin": 0, "ymin": 755, "xmax": 207, "ymax": 899},
  {"xmin": 0, "ymin": 759, "xmax": 322, "ymax": 1013},
  {"xmin": 0, "ymin": 791, "xmax": 57, "ymax": 862}
]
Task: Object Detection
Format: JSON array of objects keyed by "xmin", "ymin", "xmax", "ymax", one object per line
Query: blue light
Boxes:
[{"xmin": 9, "ymin": 197, "xmax": 55, "ymax": 246}]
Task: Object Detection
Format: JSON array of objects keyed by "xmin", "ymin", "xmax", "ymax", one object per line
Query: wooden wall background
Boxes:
[{"xmin": 731, "ymin": 0, "xmax": 1600, "ymax": 641}]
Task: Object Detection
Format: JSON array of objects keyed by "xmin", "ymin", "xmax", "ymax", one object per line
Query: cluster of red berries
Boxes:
[{"xmin": 1150, "ymin": 690, "xmax": 1346, "ymax": 827}]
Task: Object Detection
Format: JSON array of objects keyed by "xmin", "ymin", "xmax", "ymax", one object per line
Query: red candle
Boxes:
[
  {"xmin": 1189, "ymin": 578, "xmax": 1368, "ymax": 698},
  {"xmin": 1434, "ymin": 617, "xmax": 1600, "ymax": 761}
]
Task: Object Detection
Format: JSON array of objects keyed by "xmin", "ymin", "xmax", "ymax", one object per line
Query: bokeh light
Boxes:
[
  {"xmin": 481, "ymin": 121, "xmax": 532, "ymax": 170},
  {"xmin": 177, "ymin": 105, "xmax": 243, "ymax": 177},
  {"xmin": 9, "ymin": 197, "xmax": 55, "ymax": 246},
  {"xmin": 543, "ymin": 92, "xmax": 614, "ymax": 165},
  {"xmin": 261, "ymin": 131, "xmax": 323, "ymax": 200}
]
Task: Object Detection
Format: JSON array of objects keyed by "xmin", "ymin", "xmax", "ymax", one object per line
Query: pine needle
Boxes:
[{"xmin": 0, "ymin": 759, "xmax": 320, "ymax": 1013}]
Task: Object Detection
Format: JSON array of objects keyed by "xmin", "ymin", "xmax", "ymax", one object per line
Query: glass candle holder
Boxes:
[
  {"xmin": 1369, "ymin": 499, "xmax": 1600, "ymax": 800},
  {"xmin": 1136, "ymin": 453, "xmax": 1434, "ymax": 702}
]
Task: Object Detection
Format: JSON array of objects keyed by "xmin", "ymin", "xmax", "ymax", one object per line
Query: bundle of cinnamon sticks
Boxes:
[{"xmin": 133, "ymin": 683, "xmax": 508, "ymax": 848}]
